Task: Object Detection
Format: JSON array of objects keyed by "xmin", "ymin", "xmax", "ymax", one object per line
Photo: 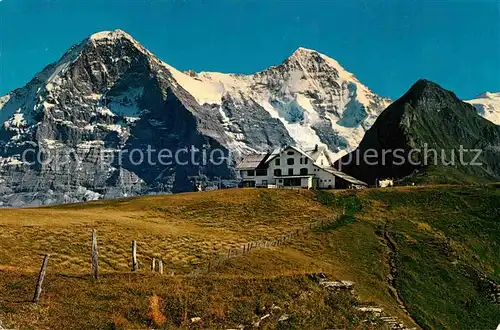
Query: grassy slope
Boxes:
[
  {"xmin": 1, "ymin": 271, "xmax": 385, "ymax": 330},
  {"xmin": 364, "ymin": 186, "xmax": 500, "ymax": 329},
  {"xmin": 398, "ymin": 166, "xmax": 492, "ymax": 186},
  {"xmin": 0, "ymin": 189, "xmax": 334, "ymax": 274},
  {"xmin": 0, "ymin": 186, "xmax": 499, "ymax": 329}
]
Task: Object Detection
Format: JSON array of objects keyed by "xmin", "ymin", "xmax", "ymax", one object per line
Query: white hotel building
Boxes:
[{"xmin": 236, "ymin": 145, "xmax": 366, "ymax": 189}]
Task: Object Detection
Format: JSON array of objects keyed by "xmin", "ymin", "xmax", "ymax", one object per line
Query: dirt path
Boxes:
[{"xmin": 379, "ymin": 220, "xmax": 422, "ymax": 329}]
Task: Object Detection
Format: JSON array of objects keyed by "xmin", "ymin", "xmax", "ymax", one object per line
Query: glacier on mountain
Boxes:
[{"xmin": 466, "ymin": 92, "xmax": 500, "ymax": 125}]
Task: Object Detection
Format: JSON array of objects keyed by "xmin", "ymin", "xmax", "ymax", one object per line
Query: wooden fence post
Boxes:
[
  {"xmin": 91, "ymin": 230, "xmax": 98, "ymax": 280},
  {"xmin": 132, "ymin": 240, "xmax": 138, "ymax": 271},
  {"xmin": 33, "ymin": 254, "xmax": 50, "ymax": 303},
  {"xmin": 151, "ymin": 258, "xmax": 156, "ymax": 272},
  {"xmin": 158, "ymin": 259, "xmax": 164, "ymax": 275}
]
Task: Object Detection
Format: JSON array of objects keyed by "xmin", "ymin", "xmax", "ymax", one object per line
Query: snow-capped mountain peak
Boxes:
[
  {"xmin": 164, "ymin": 45, "xmax": 392, "ymax": 155},
  {"xmin": 89, "ymin": 29, "xmax": 134, "ymax": 41},
  {"xmin": 283, "ymin": 46, "xmax": 386, "ymax": 109},
  {"xmin": 0, "ymin": 30, "xmax": 391, "ymax": 206},
  {"xmin": 466, "ymin": 92, "xmax": 500, "ymax": 125}
]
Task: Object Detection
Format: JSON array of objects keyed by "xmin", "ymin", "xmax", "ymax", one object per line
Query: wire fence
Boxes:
[{"xmin": 189, "ymin": 213, "xmax": 345, "ymax": 276}]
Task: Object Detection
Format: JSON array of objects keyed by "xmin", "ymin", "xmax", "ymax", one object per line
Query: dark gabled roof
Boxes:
[
  {"xmin": 237, "ymin": 145, "xmax": 338, "ymax": 171},
  {"xmin": 322, "ymin": 167, "xmax": 368, "ymax": 186},
  {"xmin": 236, "ymin": 153, "xmax": 269, "ymax": 169}
]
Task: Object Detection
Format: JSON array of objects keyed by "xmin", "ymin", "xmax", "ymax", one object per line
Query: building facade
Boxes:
[{"xmin": 236, "ymin": 145, "xmax": 366, "ymax": 189}]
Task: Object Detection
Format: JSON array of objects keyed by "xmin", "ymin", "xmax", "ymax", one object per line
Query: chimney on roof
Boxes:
[{"xmin": 314, "ymin": 144, "xmax": 318, "ymax": 151}]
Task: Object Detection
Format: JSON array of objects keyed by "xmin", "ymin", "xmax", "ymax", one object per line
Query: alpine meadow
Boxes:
[{"xmin": 1, "ymin": 2, "xmax": 500, "ymax": 329}]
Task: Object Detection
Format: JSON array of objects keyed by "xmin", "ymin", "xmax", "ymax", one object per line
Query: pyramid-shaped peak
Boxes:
[
  {"xmin": 89, "ymin": 29, "xmax": 136, "ymax": 41},
  {"xmin": 409, "ymin": 79, "xmax": 441, "ymax": 92},
  {"xmin": 288, "ymin": 47, "xmax": 345, "ymax": 69},
  {"xmin": 29, "ymin": 29, "xmax": 153, "ymax": 86},
  {"xmin": 293, "ymin": 46, "xmax": 319, "ymax": 54},
  {"xmin": 289, "ymin": 47, "xmax": 327, "ymax": 60},
  {"xmin": 84, "ymin": 29, "xmax": 151, "ymax": 57},
  {"xmin": 386, "ymin": 79, "xmax": 466, "ymax": 115},
  {"xmin": 292, "ymin": 46, "xmax": 343, "ymax": 61},
  {"xmin": 284, "ymin": 47, "xmax": 359, "ymax": 84},
  {"xmin": 403, "ymin": 79, "xmax": 456, "ymax": 100}
]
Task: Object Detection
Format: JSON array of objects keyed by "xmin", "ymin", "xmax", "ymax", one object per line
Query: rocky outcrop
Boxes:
[
  {"xmin": 336, "ymin": 80, "xmax": 500, "ymax": 185},
  {"xmin": 0, "ymin": 30, "xmax": 235, "ymax": 206}
]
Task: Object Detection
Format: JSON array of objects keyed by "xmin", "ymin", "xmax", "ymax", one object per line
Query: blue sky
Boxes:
[{"xmin": 0, "ymin": 0, "xmax": 499, "ymax": 99}]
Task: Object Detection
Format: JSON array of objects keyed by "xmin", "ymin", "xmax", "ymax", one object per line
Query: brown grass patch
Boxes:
[
  {"xmin": 0, "ymin": 189, "xmax": 337, "ymax": 275},
  {"xmin": 147, "ymin": 294, "xmax": 167, "ymax": 326},
  {"xmin": 417, "ymin": 221, "xmax": 434, "ymax": 233}
]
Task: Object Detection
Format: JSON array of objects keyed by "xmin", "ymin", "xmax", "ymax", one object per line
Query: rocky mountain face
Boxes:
[
  {"xmin": 0, "ymin": 31, "xmax": 236, "ymax": 206},
  {"xmin": 183, "ymin": 47, "xmax": 391, "ymax": 154},
  {"xmin": 0, "ymin": 30, "xmax": 390, "ymax": 206},
  {"xmin": 336, "ymin": 80, "xmax": 500, "ymax": 185},
  {"xmin": 466, "ymin": 92, "xmax": 500, "ymax": 125}
]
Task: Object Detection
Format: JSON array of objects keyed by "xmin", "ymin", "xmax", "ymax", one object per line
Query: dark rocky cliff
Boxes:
[{"xmin": 336, "ymin": 80, "xmax": 500, "ymax": 184}]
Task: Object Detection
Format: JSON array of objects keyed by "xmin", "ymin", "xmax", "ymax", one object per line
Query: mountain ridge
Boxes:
[
  {"xmin": 0, "ymin": 30, "xmax": 498, "ymax": 207},
  {"xmin": 1, "ymin": 30, "xmax": 392, "ymax": 153},
  {"xmin": 336, "ymin": 79, "xmax": 500, "ymax": 184},
  {"xmin": 0, "ymin": 29, "xmax": 395, "ymax": 206}
]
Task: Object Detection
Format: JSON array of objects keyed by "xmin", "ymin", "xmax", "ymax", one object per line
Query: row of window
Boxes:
[
  {"xmin": 244, "ymin": 168, "xmax": 310, "ymax": 177},
  {"xmin": 274, "ymin": 157, "xmax": 309, "ymax": 166},
  {"xmin": 274, "ymin": 168, "xmax": 309, "ymax": 176},
  {"xmin": 245, "ymin": 169, "xmax": 267, "ymax": 177}
]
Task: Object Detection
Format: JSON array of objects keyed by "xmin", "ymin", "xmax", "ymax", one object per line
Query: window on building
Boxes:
[
  {"xmin": 288, "ymin": 168, "xmax": 294, "ymax": 176},
  {"xmin": 300, "ymin": 168, "xmax": 308, "ymax": 175},
  {"xmin": 305, "ymin": 158, "xmax": 308, "ymax": 164},
  {"xmin": 299, "ymin": 158, "xmax": 302, "ymax": 164},
  {"xmin": 247, "ymin": 170, "xmax": 255, "ymax": 176},
  {"xmin": 321, "ymin": 160, "xmax": 324, "ymax": 166},
  {"xmin": 287, "ymin": 158, "xmax": 294, "ymax": 165},
  {"xmin": 287, "ymin": 151, "xmax": 294, "ymax": 155},
  {"xmin": 256, "ymin": 169, "xmax": 267, "ymax": 176},
  {"xmin": 274, "ymin": 169, "xmax": 282, "ymax": 176},
  {"xmin": 275, "ymin": 158, "xmax": 280, "ymax": 166}
]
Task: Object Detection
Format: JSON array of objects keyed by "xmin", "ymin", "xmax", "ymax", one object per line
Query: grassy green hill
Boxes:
[{"xmin": 1, "ymin": 186, "xmax": 499, "ymax": 329}]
